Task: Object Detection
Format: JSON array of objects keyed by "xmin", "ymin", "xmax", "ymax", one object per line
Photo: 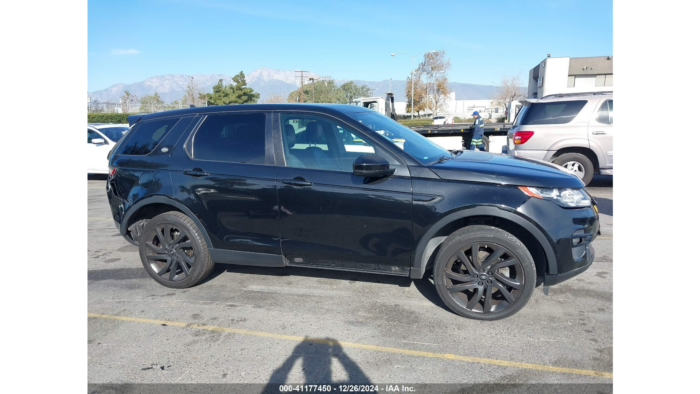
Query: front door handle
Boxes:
[
  {"xmin": 592, "ymin": 131, "xmax": 607, "ymax": 135},
  {"xmin": 184, "ymin": 168, "xmax": 209, "ymax": 177},
  {"xmin": 282, "ymin": 178, "xmax": 314, "ymax": 187}
]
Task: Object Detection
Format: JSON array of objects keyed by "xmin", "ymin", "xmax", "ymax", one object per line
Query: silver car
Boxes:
[{"xmin": 506, "ymin": 92, "xmax": 613, "ymax": 186}]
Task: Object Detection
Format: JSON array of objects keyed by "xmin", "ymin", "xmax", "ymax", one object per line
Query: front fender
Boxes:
[{"xmin": 409, "ymin": 206, "xmax": 558, "ymax": 279}]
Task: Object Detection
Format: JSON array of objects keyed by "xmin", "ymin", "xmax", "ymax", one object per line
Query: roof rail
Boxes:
[{"xmin": 541, "ymin": 91, "xmax": 612, "ymax": 99}]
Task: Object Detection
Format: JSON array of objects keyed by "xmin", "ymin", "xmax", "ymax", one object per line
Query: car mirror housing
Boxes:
[{"xmin": 353, "ymin": 154, "xmax": 395, "ymax": 178}]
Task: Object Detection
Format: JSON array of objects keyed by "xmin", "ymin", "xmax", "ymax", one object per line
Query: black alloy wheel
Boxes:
[
  {"xmin": 144, "ymin": 223, "xmax": 195, "ymax": 282},
  {"xmin": 138, "ymin": 211, "xmax": 214, "ymax": 288},
  {"xmin": 434, "ymin": 226, "xmax": 536, "ymax": 320},
  {"xmin": 444, "ymin": 242, "xmax": 524, "ymax": 313}
]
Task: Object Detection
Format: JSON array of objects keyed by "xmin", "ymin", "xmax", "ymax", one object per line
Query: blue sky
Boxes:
[{"xmin": 88, "ymin": 0, "xmax": 612, "ymax": 91}]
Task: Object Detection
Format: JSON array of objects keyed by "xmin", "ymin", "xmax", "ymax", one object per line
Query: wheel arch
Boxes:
[
  {"xmin": 410, "ymin": 206, "xmax": 557, "ymax": 281},
  {"xmin": 551, "ymin": 146, "xmax": 600, "ymax": 172},
  {"xmin": 120, "ymin": 195, "xmax": 213, "ymax": 248}
]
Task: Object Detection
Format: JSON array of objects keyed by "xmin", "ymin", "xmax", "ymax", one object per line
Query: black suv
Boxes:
[{"xmin": 106, "ymin": 104, "xmax": 599, "ymax": 320}]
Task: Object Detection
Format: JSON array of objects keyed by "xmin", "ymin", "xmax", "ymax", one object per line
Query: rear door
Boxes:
[
  {"xmin": 588, "ymin": 99, "xmax": 613, "ymax": 168},
  {"xmin": 169, "ymin": 111, "xmax": 281, "ymax": 257},
  {"xmin": 273, "ymin": 111, "xmax": 413, "ymax": 275}
]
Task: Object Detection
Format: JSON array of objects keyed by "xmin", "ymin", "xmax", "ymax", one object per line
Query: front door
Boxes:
[
  {"xmin": 274, "ymin": 112, "xmax": 413, "ymax": 275},
  {"xmin": 169, "ymin": 112, "xmax": 281, "ymax": 256},
  {"xmin": 589, "ymin": 99, "xmax": 614, "ymax": 168}
]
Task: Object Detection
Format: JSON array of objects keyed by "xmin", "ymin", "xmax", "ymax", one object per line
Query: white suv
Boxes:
[
  {"xmin": 506, "ymin": 92, "xmax": 612, "ymax": 186},
  {"xmin": 88, "ymin": 123, "xmax": 129, "ymax": 174}
]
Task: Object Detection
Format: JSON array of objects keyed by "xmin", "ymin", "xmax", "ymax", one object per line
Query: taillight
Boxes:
[{"xmin": 513, "ymin": 131, "xmax": 534, "ymax": 145}]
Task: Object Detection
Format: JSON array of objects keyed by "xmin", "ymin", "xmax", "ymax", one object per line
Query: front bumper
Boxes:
[{"xmin": 544, "ymin": 245, "xmax": 595, "ymax": 286}]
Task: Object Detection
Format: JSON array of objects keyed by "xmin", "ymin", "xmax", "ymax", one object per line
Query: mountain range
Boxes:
[{"xmin": 88, "ymin": 67, "xmax": 503, "ymax": 103}]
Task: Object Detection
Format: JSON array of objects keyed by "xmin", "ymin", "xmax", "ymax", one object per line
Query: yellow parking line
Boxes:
[
  {"xmin": 597, "ymin": 236, "xmax": 613, "ymax": 240},
  {"xmin": 88, "ymin": 312, "xmax": 612, "ymax": 379}
]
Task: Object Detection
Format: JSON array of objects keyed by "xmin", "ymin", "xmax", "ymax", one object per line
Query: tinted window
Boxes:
[
  {"xmin": 348, "ymin": 111, "xmax": 449, "ymax": 165},
  {"xmin": 596, "ymin": 100, "xmax": 612, "ymax": 124},
  {"xmin": 97, "ymin": 126, "xmax": 129, "ymax": 142},
  {"xmin": 88, "ymin": 129, "xmax": 103, "ymax": 143},
  {"xmin": 281, "ymin": 114, "xmax": 395, "ymax": 172},
  {"xmin": 607, "ymin": 100, "xmax": 613, "ymax": 124},
  {"xmin": 193, "ymin": 113, "xmax": 266, "ymax": 164},
  {"xmin": 119, "ymin": 118, "xmax": 179, "ymax": 155},
  {"xmin": 520, "ymin": 100, "xmax": 587, "ymax": 125}
]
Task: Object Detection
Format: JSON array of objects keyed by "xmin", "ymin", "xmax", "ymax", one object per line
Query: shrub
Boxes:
[
  {"xmin": 397, "ymin": 119, "xmax": 433, "ymax": 127},
  {"xmin": 87, "ymin": 113, "xmax": 139, "ymax": 124}
]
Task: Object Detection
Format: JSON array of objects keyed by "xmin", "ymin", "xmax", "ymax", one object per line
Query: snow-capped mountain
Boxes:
[{"xmin": 88, "ymin": 67, "xmax": 504, "ymax": 103}]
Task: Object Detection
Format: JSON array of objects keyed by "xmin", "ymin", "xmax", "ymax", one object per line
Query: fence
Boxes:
[{"xmin": 87, "ymin": 99, "xmax": 206, "ymax": 114}]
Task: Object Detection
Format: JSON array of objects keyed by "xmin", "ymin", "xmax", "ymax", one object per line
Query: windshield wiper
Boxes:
[{"xmin": 430, "ymin": 155, "xmax": 452, "ymax": 165}]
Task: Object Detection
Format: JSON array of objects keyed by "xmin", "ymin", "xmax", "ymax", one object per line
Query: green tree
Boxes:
[
  {"xmin": 139, "ymin": 93, "xmax": 164, "ymax": 113},
  {"xmin": 204, "ymin": 71, "xmax": 260, "ymax": 105},
  {"xmin": 286, "ymin": 80, "xmax": 371, "ymax": 104}
]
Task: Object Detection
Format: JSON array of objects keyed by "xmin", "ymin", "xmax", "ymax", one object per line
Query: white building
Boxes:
[{"xmin": 528, "ymin": 55, "xmax": 613, "ymax": 99}]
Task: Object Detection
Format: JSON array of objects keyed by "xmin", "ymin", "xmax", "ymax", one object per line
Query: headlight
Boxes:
[{"xmin": 518, "ymin": 186, "xmax": 591, "ymax": 208}]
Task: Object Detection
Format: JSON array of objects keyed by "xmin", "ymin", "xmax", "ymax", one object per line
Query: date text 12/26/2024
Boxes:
[{"xmin": 280, "ymin": 385, "xmax": 416, "ymax": 393}]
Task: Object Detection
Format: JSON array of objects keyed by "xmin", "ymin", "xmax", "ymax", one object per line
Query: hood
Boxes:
[{"xmin": 429, "ymin": 151, "xmax": 584, "ymax": 188}]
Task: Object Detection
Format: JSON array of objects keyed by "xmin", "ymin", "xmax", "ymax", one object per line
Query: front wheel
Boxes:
[{"xmin": 433, "ymin": 226, "xmax": 536, "ymax": 320}]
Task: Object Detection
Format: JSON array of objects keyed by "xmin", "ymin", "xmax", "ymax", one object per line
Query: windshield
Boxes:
[
  {"xmin": 347, "ymin": 112, "xmax": 450, "ymax": 165},
  {"xmin": 97, "ymin": 126, "xmax": 129, "ymax": 142}
]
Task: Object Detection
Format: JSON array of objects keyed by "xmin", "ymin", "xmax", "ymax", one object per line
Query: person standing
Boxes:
[{"xmin": 470, "ymin": 111, "xmax": 485, "ymax": 151}]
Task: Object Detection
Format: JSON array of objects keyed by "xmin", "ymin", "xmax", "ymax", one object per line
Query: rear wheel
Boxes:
[
  {"xmin": 138, "ymin": 211, "xmax": 214, "ymax": 288},
  {"xmin": 433, "ymin": 226, "xmax": 536, "ymax": 320},
  {"xmin": 552, "ymin": 152, "xmax": 594, "ymax": 186}
]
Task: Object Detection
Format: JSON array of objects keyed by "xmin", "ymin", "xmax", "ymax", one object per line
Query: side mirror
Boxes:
[
  {"xmin": 91, "ymin": 138, "xmax": 106, "ymax": 145},
  {"xmin": 353, "ymin": 154, "xmax": 395, "ymax": 178}
]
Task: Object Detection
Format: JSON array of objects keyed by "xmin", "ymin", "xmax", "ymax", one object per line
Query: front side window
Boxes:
[
  {"xmin": 88, "ymin": 129, "xmax": 103, "ymax": 143},
  {"xmin": 119, "ymin": 117, "xmax": 180, "ymax": 155},
  {"xmin": 280, "ymin": 114, "xmax": 383, "ymax": 172},
  {"xmin": 347, "ymin": 111, "xmax": 450, "ymax": 165},
  {"xmin": 193, "ymin": 113, "xmax": 266, "ymax": 164},
  {"xmin": 520, "ymin": 100, "xmax": 587, "ymax": 125}
]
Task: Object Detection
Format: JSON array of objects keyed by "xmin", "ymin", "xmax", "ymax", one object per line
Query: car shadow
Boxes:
[
  {"xmin": 88, "ymin": 174, "xmax": 108, "ymax": 181},
  {"xmin": 200, "ymin": 264, "xmax": 414, "ymax": 288},
  {"xmin": 594, "ymin": 196, "xmax": 613, "ymax": 216},
  {"xmin": 588, "ymin": 175, "xmax": 613, "ymax": 187}
]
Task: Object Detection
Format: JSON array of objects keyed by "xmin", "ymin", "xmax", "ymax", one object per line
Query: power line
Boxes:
[{"xmin": 295, "ymin": 70, "xmax": 308, "ymax": 103}]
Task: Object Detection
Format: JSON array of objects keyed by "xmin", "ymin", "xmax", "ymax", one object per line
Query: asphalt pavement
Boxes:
[{"xmin": 88, "ymin": 175, "xmax": 613, "ymax": 387}]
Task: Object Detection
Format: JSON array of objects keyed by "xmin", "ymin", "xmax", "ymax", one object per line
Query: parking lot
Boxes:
[{"xmin": 88, "ymin": 175, "xmax": 613, "ymax": 386}]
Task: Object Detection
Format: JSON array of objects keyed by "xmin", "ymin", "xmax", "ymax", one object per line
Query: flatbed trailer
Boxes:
[{"xmin": 408, "ymin": 123, "xmax": 512, "ymax": 151}]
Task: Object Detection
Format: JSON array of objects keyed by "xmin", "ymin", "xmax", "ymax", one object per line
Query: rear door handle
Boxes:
[
  {"xmin": 282, "ymin": 178, "xmax": 312, "ymax": 187},
  {"xmin": 184, "ymin": 169, "xmax": 209, "ymax": 177},
  {"xmin": 592, "ymin": 131, "xmax": 607, "ymax": 135}
]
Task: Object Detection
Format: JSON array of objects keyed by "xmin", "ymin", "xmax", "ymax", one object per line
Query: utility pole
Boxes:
[
  {"xmin": 309, "ymin": 77, "xmax": 315, "ymax": 103},
  {"xmin": 295, "ymin": 70, "xmax": 308, "ymax": 103}
]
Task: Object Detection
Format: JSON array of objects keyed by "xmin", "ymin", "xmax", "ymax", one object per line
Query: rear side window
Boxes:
[
  {"xmin": 119, "ymin": 117, "xmax": 180, "ymax": 155},
  {"xmin": 596, "ymin": 100, "xmax": 613, "ymax": 125},
  {"xmin": 520, "ymin": 100, "xmax": 587, "ymax": 125},
  {"xmin": 193, "ymin": 113, "xmax": 266, "ymax": 164}
]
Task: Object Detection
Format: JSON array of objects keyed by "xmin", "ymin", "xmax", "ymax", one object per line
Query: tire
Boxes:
[
  {"xmin": 433, "ymin": 225, "xmax": 536, "ymax": 320},
  {"xmin": 138, "ymin": 211, "xmax": 214, "ymax": 289},
  {"xmin": 552, "ymin": 152, "xmax": 594, "ymax": 186}
]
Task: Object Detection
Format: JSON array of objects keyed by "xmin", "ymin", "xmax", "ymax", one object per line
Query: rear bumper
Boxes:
[
  {"xmin": 600, "ymin": 169, "xmax": 613, "ymax": 175},
  {"xmin": 508, "ymin": 149, "xmax": 552, "ymax": 161}
]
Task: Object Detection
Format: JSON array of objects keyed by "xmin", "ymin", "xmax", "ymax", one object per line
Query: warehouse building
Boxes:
[{"xmin": 528, "ymin": 55, "xmax": 613, "ymax": 99}]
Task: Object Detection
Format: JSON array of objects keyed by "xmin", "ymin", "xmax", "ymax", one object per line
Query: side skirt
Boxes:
[
  {"xmin": 209, "ymin": 249, "xmax": 286, "ymax": 267},
  {"xmin": 287, "ymin": 260, "xmax": 410, "ymax": 277}
]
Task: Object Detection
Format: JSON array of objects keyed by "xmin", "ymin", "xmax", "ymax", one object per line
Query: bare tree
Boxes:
[
  {"xmin": 417, "ymin": 50, "xmax": 452, "ymax": 117},
  {"xmin": 120, "ymin": 90, "xmax": 138, "ymax": 113},
  {"xmin": 183, "ymin": 76, "xmax": 204, "ymax": 106},
  {"xmin": 264, "ymin": 93, "xmax": 286, "ymax": 103},
  {"xmin": 493, "ymin": 74, "xmax": 525, "ymax": 122}
]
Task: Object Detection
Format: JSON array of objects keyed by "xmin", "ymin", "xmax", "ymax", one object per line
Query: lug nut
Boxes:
[
  {"xmin": 478, "ymin": 281, "xmax": 483, "ymax": 286},
  {"xmin": 488, "ymin": 271, "xmax": 492, "ymax": 275},
  {"xmin": 473, "ymin": 274, "xmax": 478, "ymax": 278},
  {"xmin": 487, "ymin": 279, "xmax": 492, "ymax": 284}
]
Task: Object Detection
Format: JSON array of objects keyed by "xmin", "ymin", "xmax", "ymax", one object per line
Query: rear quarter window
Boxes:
[
  {"xmin": 117, "ymin": 117, "xmax": 181, "ymax": 155},
  {"xmin": 520, "ymin": 100, "xmax": 587, "ymax": 125}
]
